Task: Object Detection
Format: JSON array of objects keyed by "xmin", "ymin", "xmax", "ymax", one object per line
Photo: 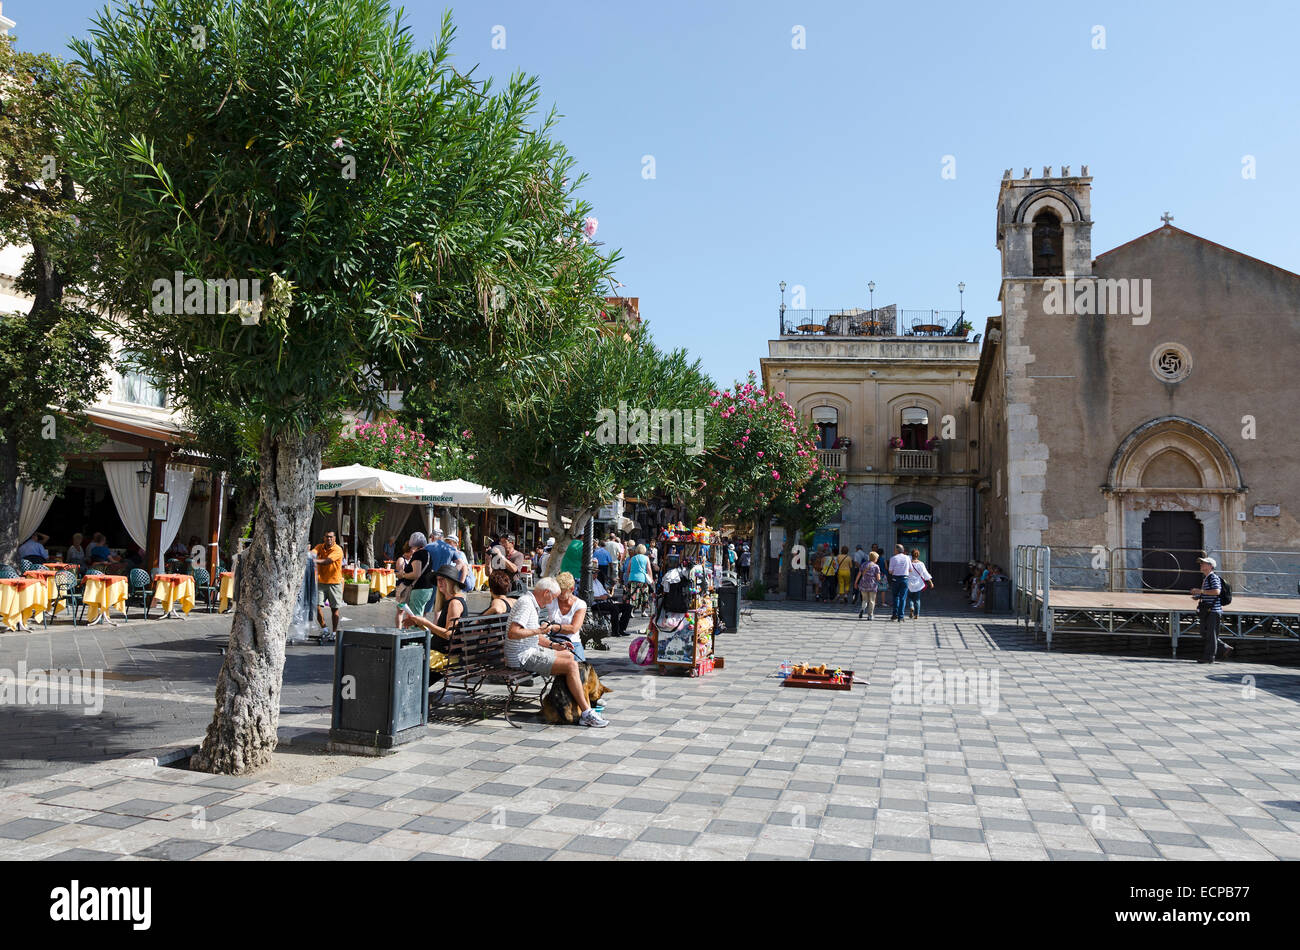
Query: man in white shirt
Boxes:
[
  {"xmin": 887, "ymin": 544, "xmax": 912, "ymax": 622},
  {"xmin": 506, "ymin": 578, "xmax": 608, "ymax": 727}
]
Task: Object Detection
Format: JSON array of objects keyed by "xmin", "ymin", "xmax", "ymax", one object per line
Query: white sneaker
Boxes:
[{"xmin": 580, "ymin": 709, "xmax": 609, "ymax": 728}]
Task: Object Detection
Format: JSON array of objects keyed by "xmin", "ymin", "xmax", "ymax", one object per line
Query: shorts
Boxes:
[
  {"xmin": 515, "ymin": 646, "xmax": 556, "ymax": 675},
  {"xmin": 407, "ymin": 588, "xmax": 434, "ymax": 616},
  {"xmin": 318, "ymin": 583, "xmax": 343, "ymax": 609}
]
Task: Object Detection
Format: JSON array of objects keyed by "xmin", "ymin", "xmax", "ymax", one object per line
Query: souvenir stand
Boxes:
[{"xmin": 649, "ymin": 521, "xmax": 723, "ymax": 677}]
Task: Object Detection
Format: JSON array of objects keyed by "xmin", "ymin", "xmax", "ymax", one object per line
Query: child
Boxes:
[{"xmin": 857, "ymin": 551, "xmax": 881, "ymax": 620}]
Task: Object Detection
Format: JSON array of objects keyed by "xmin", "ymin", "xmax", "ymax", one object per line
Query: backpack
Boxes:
[{"xmin": 1215, "ymin": 571, "xmax": 1232, "ymax": 607}]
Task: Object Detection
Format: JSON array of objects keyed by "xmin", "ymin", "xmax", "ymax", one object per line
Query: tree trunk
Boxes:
[
  {"xmin": 545, "ymin": 497, "xmax": 594, "ymax": 578},
  {"xmin": 0, "ymin": 438, "xmax": 19, "ymax": 567},
  {"xmin": 753, "ymin": 514, "xmax": 771, "ymax": 588},
  {"xmin": 190, "ymin": 426, "xmax": 327, "ymax": 775}
]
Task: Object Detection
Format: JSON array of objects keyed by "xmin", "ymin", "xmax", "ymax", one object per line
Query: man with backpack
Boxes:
[{"xmin": 1190, "ymin": 555, "xmax": 1232, "ymax": 663}]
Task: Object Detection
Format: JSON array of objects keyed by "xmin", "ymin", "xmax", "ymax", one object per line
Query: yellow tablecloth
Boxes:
[
  {"xmin": 0, "ymin": 578, "xmax": 50, "ymax": 630},
  {"xmin": 219, "ymin": 572, "xmax": 235, "ymax": 612},
  {"xmin": 83, "ymin": 574, "xmax": 128, "ymax": 623},
  {"xmin": 369, "ymin": 568, "xmax": 395, "ymax": 596},
  {"xmin": 152, "ymin": 574, "xmax": 196, "ymax": 615},
  {"xmin": 24, "ymin": 571, "xmax": 60, "ymax": 609},
  {"xmin": 342, "ymin": 567, "xmax": 367, "ymax": 584},
  {"xmin": 471, "ymin": 564, "xmax": 487, "ymax": 589}
]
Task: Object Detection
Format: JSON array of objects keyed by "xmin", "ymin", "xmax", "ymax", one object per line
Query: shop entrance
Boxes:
[{"xmin": 894, "ymin": 502, "xmax": 932, "ymax": 564}]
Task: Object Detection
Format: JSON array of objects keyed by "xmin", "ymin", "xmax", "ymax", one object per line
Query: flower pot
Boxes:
[{"xmin": 343, "ymin": 582, "xmax": 370, "ymax": 605}]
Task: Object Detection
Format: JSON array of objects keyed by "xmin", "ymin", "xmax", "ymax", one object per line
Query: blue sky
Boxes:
[{"xmin": 16, "ymin": 0, "xmax": 1300, "ymax": 386}]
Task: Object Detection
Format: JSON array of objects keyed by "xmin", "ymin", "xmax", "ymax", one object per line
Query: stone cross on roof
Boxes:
[{"xmin": 1160, "ymin": 212, "xmax": 1174, "ymax": 225}]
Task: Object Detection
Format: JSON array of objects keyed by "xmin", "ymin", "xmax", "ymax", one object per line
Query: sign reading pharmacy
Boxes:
[{"xmin": 894, "ymin": 513, "xmax": 934, "ymax": 522}]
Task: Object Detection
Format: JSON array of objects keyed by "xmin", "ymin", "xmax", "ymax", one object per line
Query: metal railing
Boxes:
[
  {"xmin": 1109, "ymin": 547, "xmax": 1300, "ymax": 597},
  {"xmin": 778, "ymin": 309, "xmax": 969, "ymax": 338}
]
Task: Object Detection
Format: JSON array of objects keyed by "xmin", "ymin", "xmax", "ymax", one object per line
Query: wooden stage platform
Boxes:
[{"xmin": 1019, "ymin": 588, "xmax": 1300, "ymax": 653}]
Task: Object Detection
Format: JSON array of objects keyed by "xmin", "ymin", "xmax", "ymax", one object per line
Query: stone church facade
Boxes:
[{"xmin": 972, "ymin": 168, "xmax": 1300, "ymax": 590}]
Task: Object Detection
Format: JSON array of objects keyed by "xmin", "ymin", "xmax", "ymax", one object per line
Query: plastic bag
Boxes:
[{"xmin": 287, "ymin": 553, "xmax": 318, "ymax": 643}]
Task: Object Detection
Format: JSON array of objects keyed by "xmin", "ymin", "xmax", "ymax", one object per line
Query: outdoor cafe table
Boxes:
[
  {"xmin": 0, "ymin": 577, "xmax": 51, "ymax": 631},
  {"xmin": 151, "ymin": 573, "xmax": 196, "ymax": 620},
  {"xmin": 23, "ymin": 570, "xmax": 63, "ymax": 620},
  {"xmin": 43, "ymin": 562, "xmax": 79, "ymax": 573},
  {"xmin": 83, "ymin": 574, "xmax": 128, "ymax": 625},
  {"xmin": 913, "ymin": 323, "xmax": 945, "ymax": 335},
  {"xmin": 368, "ymin": 568, "xmax": 395, "ymax": 596},
  {"xmin": 219, "ymin": 571, "xmax": 235, "ymax": 613},
  {"xmin": 342, "ymin": 566, "xmax": 367, "ymax": 584}
]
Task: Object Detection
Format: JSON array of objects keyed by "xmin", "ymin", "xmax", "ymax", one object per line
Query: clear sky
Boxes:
[{"xmin": 15, "ymin": 0, "xmax": 1300, "ymax": 386}]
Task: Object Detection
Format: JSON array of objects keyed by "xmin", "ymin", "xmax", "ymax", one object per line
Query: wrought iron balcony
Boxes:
[{"xmin": 779, "ymin": 308, "xmax": 967, "ymax": 338}]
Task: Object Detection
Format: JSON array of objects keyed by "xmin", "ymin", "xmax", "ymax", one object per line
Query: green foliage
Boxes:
[
  {"xmin": 57, "ymin": 0, "xmax": 617, "ymax": 436},
  {"xmin": 460, "ymin": 322, "xmax": 713, "ymax": 525},
  {"xmin": 743, "ymin": 579, "xmax": 767, "ymax": 601},
  {"xmin": 0, "ymin": 34, "xmax": 109, "ymax": 495}
]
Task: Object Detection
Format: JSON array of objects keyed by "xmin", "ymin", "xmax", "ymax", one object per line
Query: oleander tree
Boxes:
[
  {"xmin": 57, "ymin": 0, "xmax": 615, "ymax": 773},
  {"xmin": 770, "ymin": 457, "xmax": 846, "ymax": 595},
  {"xmin": 0, "ymin": 35, "xmax": 109, "ymax": 566},
  {"xmin": 461, "ymin": 322, "xmax": 713, "ymax": 574},
  {"xmin": 696, "ymin": 374, "xmax": 824, "ymax": 587}
]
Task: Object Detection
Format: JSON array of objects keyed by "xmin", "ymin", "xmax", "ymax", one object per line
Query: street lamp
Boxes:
[
  {"xmin": 868, "ymin": 280, "xmax": 875, "ymax": 320},
  {"xmin": 779, "ymin": 280, "xmax": 787, "ymax": 335},
  {"xmin": 957, "ymin": 282, "xmax": 965, "ymax": 318}
]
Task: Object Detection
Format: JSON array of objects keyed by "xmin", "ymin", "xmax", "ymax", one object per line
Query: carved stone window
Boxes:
[{"xmin": 1150, "ymin": 343, "xmax": 1192, "ymax": 383}]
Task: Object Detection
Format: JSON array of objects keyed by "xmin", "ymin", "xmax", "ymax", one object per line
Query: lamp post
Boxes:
[
  {"xmin": 957, "ymin": 282, "xmax": 965, "ymax": 319},
  {"xmin": 779, "ymin": 280, "xmax": 787, "ymax": 336}
]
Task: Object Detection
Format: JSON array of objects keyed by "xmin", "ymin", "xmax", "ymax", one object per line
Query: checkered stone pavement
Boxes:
[{"xmin": 1, "ymin": 590, "xmax": 1299, "ymax": 860}]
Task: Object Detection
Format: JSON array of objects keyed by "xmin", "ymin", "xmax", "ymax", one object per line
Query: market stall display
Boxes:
[{"xmin": 648, "ymin": 520, "xmax": 723, "ymax": 677}]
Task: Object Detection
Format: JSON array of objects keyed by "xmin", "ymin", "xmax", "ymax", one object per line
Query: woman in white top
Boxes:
[
  {"xmin": 547, "ymin": 571, "xmax": 589, "ymax": 660},
  {"xmin": 905, "ymin": 549, "xmax": 934, "ymax": 619}
]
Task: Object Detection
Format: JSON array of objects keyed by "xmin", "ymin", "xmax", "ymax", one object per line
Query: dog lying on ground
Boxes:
[{"xmin": 540, "ymin": 662, "xmax": 611, "ymax": 725}]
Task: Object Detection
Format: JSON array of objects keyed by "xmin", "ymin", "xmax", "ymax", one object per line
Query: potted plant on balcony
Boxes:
[
  {"xmin": 888, "ymin": 436, "xmax": 903, "ymax": 449},
  {"xmin": 832, "ymin": 436, "xmax": 851, "ymax": 449},
  {"xmin": 923, "ymin": 436, "xmax": 940, "ymax": 451}
]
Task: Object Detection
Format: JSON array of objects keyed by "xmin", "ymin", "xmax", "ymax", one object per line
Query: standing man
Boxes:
[
  {"xmin": 887, "ymin": 544, "xmax": 911, "ymax": 622},
  {"xmin": 739, "ymin": 543, "xmax": 750, "ymax": 585},
  {"xmin": 490, "ymin": 533, "xmax": 528, "ymax": 591},
  {"xmin": 592, "ymin": 541, "xmax": 613, "ymax": 587},
  {"xmin": 1191, "ymin": 556, "xmax": 1226, "ymax": 664},
  {"xmin": 312, "ymin": 530, "xmax": 344, "ymax": 636}
]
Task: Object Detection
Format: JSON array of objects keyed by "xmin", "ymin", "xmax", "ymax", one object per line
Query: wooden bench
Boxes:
[{"xmin": 431, "ymin": 614, "xmax": 552, "ymax": 728}]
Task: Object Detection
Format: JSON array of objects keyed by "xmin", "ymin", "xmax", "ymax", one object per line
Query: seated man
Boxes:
[
  {"xmin": 18, "ymin": 532, "xmax": 50, "ymax": 562},
  {"xmin": 506, "ymin": 577, "xmax": 608, "ymax": 727},
  {"xmin": 587, "ymin": 557, "xmax": 634, "ymax": 637}
]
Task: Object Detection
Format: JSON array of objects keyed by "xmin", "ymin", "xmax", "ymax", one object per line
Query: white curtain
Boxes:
[
  {"xmin": 379, "ymin": 503, "xmax": 413, "ymax": 555},
  {"xmin": 17, "ymin": 463, "xmax": 65, "ymax": 541},
  {"xmin": 103, "ymin": 461, "xmax": 150, "ymax": 549},
  {"xmin": 158, "ymin": 467, "xmax": 194, "ymax": 568},
  {"xmin": 103, "ymin": 462, "xmax": 194, "ymax": 568}
]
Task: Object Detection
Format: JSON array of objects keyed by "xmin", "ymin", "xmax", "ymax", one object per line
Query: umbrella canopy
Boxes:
[
  {"xmin": 316, "ymin": 465, "xmax": 447, "ymax": 499},
  {"xmin": 417, "ymin": 479, "xmax": 557, "ymax": 524}
]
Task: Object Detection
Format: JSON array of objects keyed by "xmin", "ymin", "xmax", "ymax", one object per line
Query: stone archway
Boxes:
[{"xmin": 1103, "ymin": 416, "xmax": 1246, "ymax": 587}]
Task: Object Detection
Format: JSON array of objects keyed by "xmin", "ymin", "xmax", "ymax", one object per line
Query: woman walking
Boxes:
[
  {"xmin": 856, "ymin": 551, "xmax": 881, "ymax": 619},
  {"xmin": 905, "ymin": 549, "xmax": 934, "ymax": 619},
  {"xmin": 626, "ymin": 543, "xmax": 654, "ymax": 616}
]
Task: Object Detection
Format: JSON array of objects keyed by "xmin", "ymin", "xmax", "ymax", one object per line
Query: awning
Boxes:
[{"xmin": 316, "ymin": 465, "xmax": 448, "ymax": 498}]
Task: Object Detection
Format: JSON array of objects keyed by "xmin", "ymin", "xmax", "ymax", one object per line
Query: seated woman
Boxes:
[
  {"xmin": 505, "ymin": 577, "xmax": 607, "ymax": 727},
  {"xmin": 87, "ymin": 533, "xmax": 113, "ymax": 565},
  {"xmin": 547, "ymin": 571, "xmax": 588, "ymax": 661},
  {"xmin": 403, "ymin": 563, "xmax": 465, "ymax": 653},
  {"xmin": 65, "ymin": 533, "xmax": 86, "ymax": 567},
  {"xmin": 588, "ymin": 557, "xmax": 634, "ymax": 636},
  {"xmin": 481, "ymin": 568, "xmax": 516, "ymax": 616}
]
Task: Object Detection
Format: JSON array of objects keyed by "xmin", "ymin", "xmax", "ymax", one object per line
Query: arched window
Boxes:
[
  {"xmin": 811, "ymin": 406, "xmax": 838, "ymax": 450},
  {"xmin": 900, "ymin": 407, "xmax": 928, "ymax": 450},
  {"xmin": 1032, "ymin": 210, "xmax": 1064, "ymax": 276}
]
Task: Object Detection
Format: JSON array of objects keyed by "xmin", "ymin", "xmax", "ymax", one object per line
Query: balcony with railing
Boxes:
[
  {"xmin": 815, "ymin": 448, "xmax": 847, "ymax": 472},
  {"xmin": 891, "ymin": 448, "xmax": 939, "ymax": 474},
  {"xmin": 779, "ymin": 307, "xmax": 970, "ymax": 339}
]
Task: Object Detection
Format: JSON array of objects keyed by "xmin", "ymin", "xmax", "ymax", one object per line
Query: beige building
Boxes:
[
  {"xmin": 973, "ymin": 167, "xmax": 1300, "ymax": 590},
  {"xmin": 761, "ymin": 308, "xmax": 980, "ymax": 581}
]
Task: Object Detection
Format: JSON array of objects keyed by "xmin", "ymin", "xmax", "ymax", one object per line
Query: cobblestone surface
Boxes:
[{"xmin": 1, "ymin": 590, "xmax": 1298, "ymax": 860}]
